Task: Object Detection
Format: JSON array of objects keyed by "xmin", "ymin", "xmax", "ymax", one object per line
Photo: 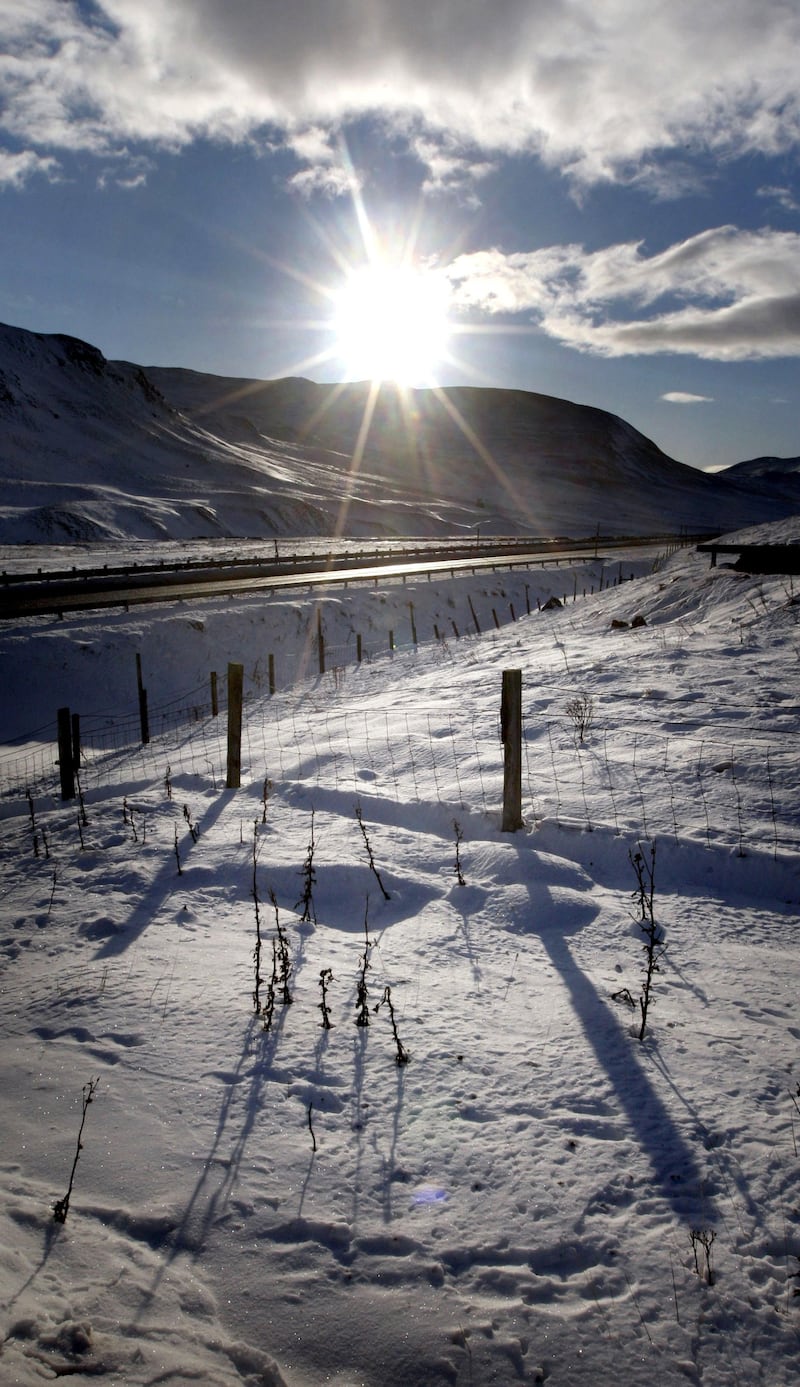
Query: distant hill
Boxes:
[
  {"xmin": 724, "ymin": 455, "xmax": 800, "ymax": 475},
  {"xmin": 0, "ymin": 320, "xmax": 795, "ymax": 543},
  {"xmin": 720, "ymin": 456, "xmax": 800, "ymax": 505}
]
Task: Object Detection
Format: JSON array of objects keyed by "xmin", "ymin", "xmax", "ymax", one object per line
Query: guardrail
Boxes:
[{"xmin": 1, "ymin": 532, "xmax": 711, "ymax": 586}]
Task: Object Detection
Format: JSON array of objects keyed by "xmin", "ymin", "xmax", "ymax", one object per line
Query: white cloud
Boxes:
[
  {"xmin": 283, "ymin": 127, "xmax": 361, "ymax": 199},
  {"xmin": 1, "ymin": 1, "xmax": 799, "ymax": 192},
  {"xmin": 444, "ymin": 227, "xmax": 800, "ymax": 361},
  {"xmin": 410, "ymin": 134, "xmax": 496, "ymax": 203},
  {"xmin": 662, "ymin": 392, "xmax": 714, "ymax": 404},
  {"xmin": 757, "ymin": 183, "xmax": 800, "ymax": 213},
  {"xmin": 96, "ymin": 152, "xmax": 153, "ymax": 190},
  {"xmin": 0, "ymin": 147, "xmax": 59, "ymax": 188}
]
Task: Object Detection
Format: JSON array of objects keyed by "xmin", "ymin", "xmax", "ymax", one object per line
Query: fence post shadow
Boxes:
[
  {"xmin": 514, "ymin": 847, "xmax": 718, "ymax": 1226},
  {"xmin": 91, "ymin": 787, "xmax": 237, "ymax": 960}
]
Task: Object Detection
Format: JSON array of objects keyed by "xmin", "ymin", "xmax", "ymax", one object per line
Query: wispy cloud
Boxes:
[
  {"xmin": 0, "ymin": 147, "xmax": 59, "ymax": 188},
  {"xmin": 757, "ymin": 183, "xmax": 800, "ymax": 214},
  {"xmin": 662, "ymin": 392, "xmax": 714, "ymax": 404},
  {"xmin": 96, "ymin": 153, "xmax": 153, "ymax": 191},
  {"xmin": 284, "ymin": 127, "xmax": 361, "ymax": 198},
  {"xmin": 444, "ymin": 227, "xmax": 800, "ymax": 361},
  {"xmin": 1, "ymin": 1, "xmax": 799, "ymax": 193},
  {"xmin": 410, "ymin": 135, "xmax": 496, "ymax": 203}
]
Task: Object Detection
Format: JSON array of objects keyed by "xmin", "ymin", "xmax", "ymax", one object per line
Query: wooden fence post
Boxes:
[
  {"xmin": 57, "ymin": 706, "xmax": 75, "ymax": 801},
  {"xmin": 210, "ymin": 670, "xmax": 219, "ymax": 717},
  {"xmin": 501, "ymin": 670, "xmax": 523, "ymax": 832},
  {"xmin": 268, "ymin": 653, "xmax": 276, "ymax": 695},
  {"xmin": 226, "ymin": 662, "xmax": 244, "ymax": 789},
  {"xmin": 468, "ymin": 596, "xmax": 481, "ymax": 634},
  {"xmin": 356, "ymin": 633, "xmax": 362, "ymax": 664},
  {"xmin": 409, "ymin": 602, "xmax": 418, "ymax": 646},
  {"xmin": 136, "ymin": 653, "xmax": 150, "ymax": 745},
  {"xmin": 317, "ymin": 608, "xmax": 325, "ymax": 675}
]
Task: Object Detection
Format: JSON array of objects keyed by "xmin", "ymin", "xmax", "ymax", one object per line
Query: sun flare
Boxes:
[{"xmin": 332, "ymin": 263, "xmax": 451, "ymax": 386}]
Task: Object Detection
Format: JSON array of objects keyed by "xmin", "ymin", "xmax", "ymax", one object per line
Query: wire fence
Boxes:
[
  {"xmin": 2, "ymin": 553, "xmax": 797, "ymax": 862},
  {"xmin": 0, "ymin": 677, "xmax": 221, "ymax": 804},
  {"xmin": 3, "ymin": 660, "xmax": 796, "ymax": 864},
  {"xmin": 1, "ymin": 551, "xmax": 654, "ymax": 806}
]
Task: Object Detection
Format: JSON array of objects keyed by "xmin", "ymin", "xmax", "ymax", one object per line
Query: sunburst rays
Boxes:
[{"xmin": 202, "ymin": 139, "xmax": 539, "ymax": 536}]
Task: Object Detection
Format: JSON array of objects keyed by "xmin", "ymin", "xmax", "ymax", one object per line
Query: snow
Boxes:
[
  {"xmin": 2, "ymin": 536, "xmax": 800, "ymax": 1385},
  {"xmin": 1, "ymin": 318, "xmax": 797, "ymax": 544}
]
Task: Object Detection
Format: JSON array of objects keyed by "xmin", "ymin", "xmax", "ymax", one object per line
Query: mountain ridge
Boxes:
[{"xmin": 0, "ymin": 320, "xmax": 795, "ymax": 543}]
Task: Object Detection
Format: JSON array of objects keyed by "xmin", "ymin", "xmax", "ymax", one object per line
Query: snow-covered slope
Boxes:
[
  {"xmin": 1, "ymin": 541, "xmax": 799, "ymax": 1386},
  {"xmin": 724, "ymin": 455, "xmax": 800, "ymax": 477},
  {"xmin": 0, "ymin": 324, "xmax": 346, "ymax": 543},
  {"xmin": 0, "ymin": 319, "xmax": 794, "ymax": 543},
  {"xmin": 721, "ymin": 455, "xmax": 800, "ymax": 507}
]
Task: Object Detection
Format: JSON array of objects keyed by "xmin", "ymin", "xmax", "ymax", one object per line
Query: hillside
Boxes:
[
  {"xmin": 721, "ymin": 455, "xmax": 800, "ymax": 506},
  {"xmin": 0, "ymin": 320, "xmax": 795, "ymax": 543},
  {"xmin": 1, "ymin": 541, "xmax": 799, "ymax": 1385}
]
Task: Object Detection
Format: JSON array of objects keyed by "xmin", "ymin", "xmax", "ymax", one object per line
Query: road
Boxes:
[{"xmin": 0, "ymin": 537, "xmax": 685, "ymax": 619}]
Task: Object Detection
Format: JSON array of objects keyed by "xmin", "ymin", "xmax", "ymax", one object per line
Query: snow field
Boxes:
[{"xmin": 1, "ymin": 544, "xmax": 800, "ymax": 1384}]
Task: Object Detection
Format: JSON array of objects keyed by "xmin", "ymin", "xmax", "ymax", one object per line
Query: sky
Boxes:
[{"xmin": 0, "ymin": 1, "xmax": 799, "ymax": 471}]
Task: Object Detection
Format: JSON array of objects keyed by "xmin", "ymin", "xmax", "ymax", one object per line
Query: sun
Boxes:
[{"xmin": 332, "ymin": 263, "xmax": 451, "ymax": 386}]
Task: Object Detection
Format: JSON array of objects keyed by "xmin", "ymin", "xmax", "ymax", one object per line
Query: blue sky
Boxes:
[{"xmin": 1, "ymin": 1, "xmax": 799, "ymax": 471}]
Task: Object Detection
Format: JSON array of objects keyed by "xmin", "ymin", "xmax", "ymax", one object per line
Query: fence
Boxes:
[
  {"xmin": 0, "ymin": 549, "xmax": 660, "ymax": 806},
  {"xmin": 2, "ymin": 543, "xmax": 794, "ymax": 860},
  {"xmin": 0, "ymin": 677, "xmax": 220, "ymax": 805},
  {"xmin": 3, "ymin": 650, "xmax": 796, "ymax": 863}
]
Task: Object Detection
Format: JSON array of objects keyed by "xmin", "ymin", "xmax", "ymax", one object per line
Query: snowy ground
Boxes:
[{"xmin": 1, "ymin": 536, "xmax": 799, "ymax": 1385}]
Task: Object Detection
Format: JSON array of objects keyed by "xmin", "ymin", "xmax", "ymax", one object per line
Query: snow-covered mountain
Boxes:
[
  {"xmin": 0, "ymin": 320, "xmax": 794, "ymax": 543},
  {"xmin": 720, "ymin": 455, "xmax": 800, "ymax": 506}
]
